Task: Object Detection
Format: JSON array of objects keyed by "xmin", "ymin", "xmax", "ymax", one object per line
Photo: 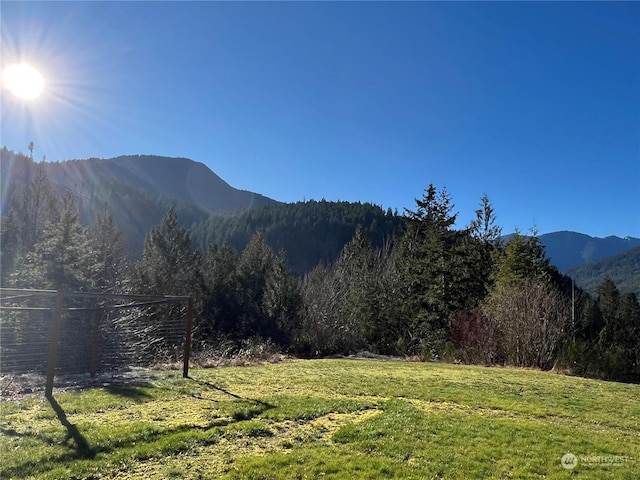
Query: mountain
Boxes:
[
  {"xmin": 1, "ymin": 149, "xmax": 400, "ymax": 267},
  {"xmin": 566, "ymin": 246, "xmax": 640, "ymax": 299},
  {"xmin": 1, "ymin": 150, "xmax": 278, "ymax": 256},
  {"xmin": 510, "ymin": 231, "xmax": 640, "ymax": 272},
  {"xmin": 39, "ymin": 155, "xmax": 404, "ymax": 272},
  {"xmin": 3, "ymin": 148, "xmax": 638, "ymax": 280},
  {"xmin": 44, "ymin": 155, "xmax": 278, "ymax": 214}
]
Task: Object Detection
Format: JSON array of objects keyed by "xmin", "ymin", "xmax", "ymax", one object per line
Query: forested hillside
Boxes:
[
  {"xmin": 2, "ymin": 146, "xmax": 639, "ymax": 383},
  {"xmin": 1, "ymin": 148, "xmax": 214, "ymax": 256},
  {"xmin": 567, "ymin": 246, "xmax": 640, "ymax": 299},
  {"xmin": 191, "ymin": 200, "xmax": 403, "ymax": 274},
  {"xmin": 4, "ymin": 147, "xmax": 639, "ymax": 274}
]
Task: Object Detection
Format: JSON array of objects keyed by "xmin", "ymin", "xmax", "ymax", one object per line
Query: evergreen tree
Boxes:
[
  {"xmin": 135, "ymin": 206, "xmax": 201, "ymax": 297},
  {"xmin": 491, "ymin": 230, "xmax": 556, "ymax": 285},
  {"xmin": 464, "ymin": 194, "xmax": 502, "ymax": 306},
  {"xmin": 200, "ymin": 243, "xmax": 241, "ymax": 341},
  {"xmin": 236, "ymin": 233, "xmax": 277, "ymax": 338},
  {"xmin": 262, "ymin": 251, "xmax": 302, "ymax": 346},
  {"xmin": 618, "ymin": 293, "xmax": 640, "ymax": 351},
  {"xmin": 397, "ymin": 184, "xmax": 459, "ymax": 354},
  {"xmin": 618, "ymin": 293, "xmax": 640, "ymax": 378},
  {"xmin": 334, "ymin": 227, "xmax": 375, "ymax": 345},
  {"xmin": 596, "ymin": 278, "xmax": 639, "ymax": 379},
  {"xmin": 573, "ymin": 289, "xmax": 604, "ymax": 342},
  {"xmin": 1, "ymin": 210, "xmax": 23, "ymax": 284},
  {"xmin": 17, "ymin": 160, "xmax": 58, "ymax": 253},
  {"xmin": 359, "ymin": 239, "xmax": 409, "ymax": 355},
  {"xmin": 330, "ymin": 227, "xmax": 408, "ymax": 355},
  {"xmin": 11, "ymin": 192, "xmax": 92, "ymax": 290},
  {"xmin": 133, "ymin": 207, "xmax": 203, "ymax": 354},
  {"xmin": 88, "ymin": 207, "xmax": 129, "ymax": 293},
  {"xmin": 1, "ymin": 154, "xmax": 58, "ymax": 282},
  {"xmin": 296, "ymin": 228, "xmax": 391, "ymax": 356},
  {"xmin": 468, "ymin": 194, "xmax": 502, "ymax": 244},
  {"xmin": 233, "ymin": 232, "xmax": 301, "ymax": 344},
  {"xmin": 597, "ymin": 276, "xmax": 621, "ymax": 345}
]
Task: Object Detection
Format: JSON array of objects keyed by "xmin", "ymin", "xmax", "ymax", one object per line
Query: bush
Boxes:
[
  {"xmin": 483, "ymin": 279, "xmax": 570, "ymax": 370},
  {"xmin": 191, "ymin": 336, "xmax": 287, "ymax": 368},
  {"xmin": 449, "ymin": 311, "xmax": 499, "ymax": 365}
]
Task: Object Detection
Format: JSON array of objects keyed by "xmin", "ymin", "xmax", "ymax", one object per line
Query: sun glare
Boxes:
[{"xmin": 2, "ymin": 63, "xmax": 44, "ymax": 100}]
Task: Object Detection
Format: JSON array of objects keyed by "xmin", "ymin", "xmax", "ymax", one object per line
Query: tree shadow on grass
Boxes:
[
  {"xmin": 46, "ymin": 394, "xmax": 95, "ymax": 459},
  {"xmin": 102, "ymin": 383, "xmax": 153, "ymax": 401},
  {"xmin": 2, "ymin": 381, "xmax": 276, "ymax": 478},
  {"xmin": 0, "ymin": 425, "xmax": 57, "ymax": 445},
  {"xmin": 188, "ymin": 377, "xmax": 275, "ymax": 420},
  {"xmin": 188, "ymin": 377, "xmax": 270, "ymax": 403}
]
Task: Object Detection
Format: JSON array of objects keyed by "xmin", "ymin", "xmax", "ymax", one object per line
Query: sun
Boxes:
[{"xmin": 2, "ymin": 63, "xmax": 44, "ymax": 100}]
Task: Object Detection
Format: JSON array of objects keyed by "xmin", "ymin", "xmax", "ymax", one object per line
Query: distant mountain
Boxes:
[
  {"xmin": 44, "ymin": 155, "xmax": 278, "ymax": 214},
  {"xmin": 500, "ymin": 230, "xmax": 639, "ymax": 297},
  {"xmin": 566, "ymin": 246, "xmax": 640, "ymax": 299},
  {"xmin": 504, "ymin": 231, "xmax": 640, "ymax": 272}
]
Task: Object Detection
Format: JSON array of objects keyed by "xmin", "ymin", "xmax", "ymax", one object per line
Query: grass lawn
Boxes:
[{"xmin": 1, "ymin": 359, "xmax": 638, "ymax": 479}]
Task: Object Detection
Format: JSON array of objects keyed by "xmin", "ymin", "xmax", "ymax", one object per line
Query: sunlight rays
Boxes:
[{"xmin": 0, "ymin": 9, "xmax": 128, "ymax": 162}]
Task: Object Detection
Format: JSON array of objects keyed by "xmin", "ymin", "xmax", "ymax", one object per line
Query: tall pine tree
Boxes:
[
  {"xmin": 135, "ymin": 206, "xmax": 201, "ymax": 297},
  {"xmin": 398, "ymin": 184, "xmax": 458, "ymax": 354},
  {"xmin": 12, "ymin": 192, "xmax": 92, "ymax": 290},
  {"xmin": 88, "ymin": 207, "xmax": 129, "ymax": 293}
]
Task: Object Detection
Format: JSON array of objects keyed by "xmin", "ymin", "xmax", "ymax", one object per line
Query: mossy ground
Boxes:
[{"xmin": 1, "ymin": 359, "xmax": 638, "ymax": 479}]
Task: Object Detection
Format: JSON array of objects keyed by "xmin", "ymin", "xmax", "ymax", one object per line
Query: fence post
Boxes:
[
  {"xmin": 183, "ymin": 297, "xmax": 193, "ymax": 378},
  {"xmin": 45, "ymin": 287, "xmax": 66, "ymax": 398},
  {"xmin": 89, "ymin": 309, "xmax": 104, "ymax": 378}
]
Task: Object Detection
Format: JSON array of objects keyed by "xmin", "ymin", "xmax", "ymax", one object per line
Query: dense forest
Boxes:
[
  {"xmin": 567, "ymin": 246, "xmax": 640, "ymax": 299},
  {"xmin": 2, "ymin": 148, "xmax": 639, "ymax": 382},
  {"xmin": 190, "ymin": 200, "xmax": 403, "ymax": 274}
]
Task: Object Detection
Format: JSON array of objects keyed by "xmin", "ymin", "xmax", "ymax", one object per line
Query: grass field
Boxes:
[{"xmin": 1, "ymin": 359, "xmax": 639, "ymax": 479}]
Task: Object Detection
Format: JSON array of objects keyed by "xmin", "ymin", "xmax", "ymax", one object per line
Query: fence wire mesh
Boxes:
[{"xmin": 0, "ymin": 289, "xmax": 190, "ymax": 397}]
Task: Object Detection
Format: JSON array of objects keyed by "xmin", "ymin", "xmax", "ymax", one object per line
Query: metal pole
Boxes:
[
  {"xmin": 572, "ymin": 279, "xmax": 575, "ymax": 329},
  {"xmin": 89, "ymin": 309, "xmax": 104, "ymax": 378},
  {"xmin": 182, "ymin": 297, "xmax": 193, "ymax": 378},
  {"xmin": 45, "ymin": 287, "xmax": 66, "ymax": 398}
]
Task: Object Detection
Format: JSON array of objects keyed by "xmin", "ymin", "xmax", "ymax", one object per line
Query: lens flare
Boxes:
[{"xmin": 2, "ymin": 63, "xmax": 44, "ymax": 100}]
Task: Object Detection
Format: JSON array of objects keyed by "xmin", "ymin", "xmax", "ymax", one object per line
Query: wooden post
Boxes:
[
  {"xmin": 89, "ymin": 309, "xmax": 104, "ymax": 378},
  {"xmin": 182, "ymin": 297, "xmax": 193, "ymax": 378},
  {"xmin": 45, "ymin": 287, "xmax": 66, "ymax": 398}
]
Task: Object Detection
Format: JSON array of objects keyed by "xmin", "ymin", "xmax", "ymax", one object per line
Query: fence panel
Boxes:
[{"xmin": 0, "ymin": 288, "xmax": 192, "ymax": 397}]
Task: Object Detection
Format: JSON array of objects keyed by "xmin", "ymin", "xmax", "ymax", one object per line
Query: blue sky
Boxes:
[{"xmin": 1, "ymin": 1, "xmax": 639, "ymax": 238}]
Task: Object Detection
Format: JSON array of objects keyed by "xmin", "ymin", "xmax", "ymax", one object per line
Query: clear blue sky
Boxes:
[{"xmin": 2, "ymin": 1, "xmax": 639, "ymax": 238}]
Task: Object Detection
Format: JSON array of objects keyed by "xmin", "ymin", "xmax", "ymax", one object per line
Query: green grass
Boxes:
[{"xmin": 1, "ymin": 359, "xmax": 638, "ymax": 479}]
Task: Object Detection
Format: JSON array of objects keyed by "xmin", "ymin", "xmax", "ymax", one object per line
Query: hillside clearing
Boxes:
[{"xmin": 1, "ymin": 359, "xmax": 638, "ymax": 479}]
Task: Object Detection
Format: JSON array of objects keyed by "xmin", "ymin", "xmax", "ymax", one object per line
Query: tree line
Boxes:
[{"xmin": 2, "ymin": 149, "xmax": 639, "ymax": 382}]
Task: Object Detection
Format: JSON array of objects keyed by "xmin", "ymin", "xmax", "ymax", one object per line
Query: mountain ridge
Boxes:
[
  {"xmin": 504, "ymin": 230, "xmax": 640, "ymax": 272},
  {"xmin": 44, "ymin": 154, "xmax": 279, "ymax": 214},
  {"xmin": 539, "ymin": 230, "xmax": 640, "ymax": 271}
]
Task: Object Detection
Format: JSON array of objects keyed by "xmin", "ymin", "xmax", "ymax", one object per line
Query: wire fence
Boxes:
[{"xmin": 0, "ymin": 288, "xmax": 192, "ymax": 398}]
